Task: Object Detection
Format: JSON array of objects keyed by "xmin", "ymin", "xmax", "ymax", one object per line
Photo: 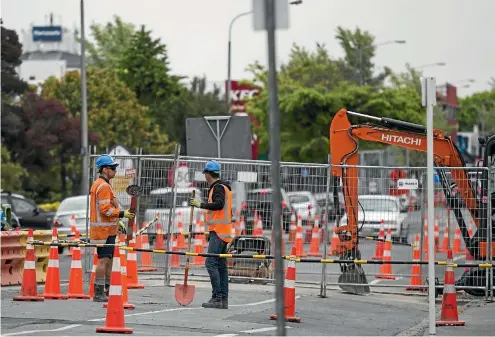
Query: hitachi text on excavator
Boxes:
[{"xmin": 329, "ymin": 108, "xmax": 495, "ymax": 296}]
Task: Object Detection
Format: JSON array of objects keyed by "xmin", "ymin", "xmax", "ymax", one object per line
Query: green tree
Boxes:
[
  {"xmin": 84, "ymin": 15, "xmax": 136, "ymax": 69},
  {"xmin": 458, "ymin": 89, "xmax": 495, "ymax": 134},
  {"xmin": 41, "ymin": 68, "xmax": 173, "ymax": 154},
  {"xmin": 1, "ymin": 144, "xmax": 27, "ymax": 192},
  {"xmin": 335, "ymin": 26, "xmax": 392, "ymax": 86}
]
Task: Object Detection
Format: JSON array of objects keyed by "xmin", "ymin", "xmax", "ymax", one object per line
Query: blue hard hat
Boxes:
[
  {"xmin": 203, "ymin": 160, "xmax": 221, "ymax": 174},
  {"xmin": 96, "ymin": 154, "xmax": 119, "ymax": 170}
]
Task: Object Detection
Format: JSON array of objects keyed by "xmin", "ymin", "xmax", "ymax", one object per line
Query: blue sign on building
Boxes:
[{"xmin": 32, "ymin": 26, "xmax": 62, "ymax": 42}]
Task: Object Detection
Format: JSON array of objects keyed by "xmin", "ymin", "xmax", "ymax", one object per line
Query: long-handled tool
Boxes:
[
  {"xmin": 175, "ymin": 190, "xmax": 196, "ymax": 306},
  {"xmin": 125, "ymin": 184, "xmax": 143, "ymax": 244}
]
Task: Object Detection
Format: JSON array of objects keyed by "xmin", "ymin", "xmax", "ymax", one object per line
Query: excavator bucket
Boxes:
[{"xmin": 338, "ymin": 265, "xmax": 370, "ymax": 295}]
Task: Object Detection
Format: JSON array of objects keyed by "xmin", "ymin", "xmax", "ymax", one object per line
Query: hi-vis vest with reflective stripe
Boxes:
[
  {"xmin": 89, "ymin": 177, "xmax": 121, "ymax": 244},
  {"xmin": 205, "ymin": 184, "xmax": 233, "ymax": 243}
]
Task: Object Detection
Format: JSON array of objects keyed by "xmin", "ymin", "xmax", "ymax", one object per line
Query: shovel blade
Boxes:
[
  {"xmin": 175, "ymin": 284, "xmax": 195, "ymax": 306},
  {"xmin": 338, "ymin": 266, "xmax": 370, "ymax": 295}
]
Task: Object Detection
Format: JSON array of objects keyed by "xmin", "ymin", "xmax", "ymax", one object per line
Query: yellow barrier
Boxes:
[
  {"xmin": 19, "ymin": 230, "xmax": 51, "ymax": 283},
  {"xmin": 1, "ymin": 231, "xmax": 25, "ymax": 285}
]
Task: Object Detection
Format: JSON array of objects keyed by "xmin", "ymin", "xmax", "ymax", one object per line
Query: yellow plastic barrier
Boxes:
[
  {"xmin": 1, "ymin": 231, "xmax": 25, "ymax": 286},
  {"xmin": 19, "ymin": 230, "xmax": 52, "ymax": 283}
]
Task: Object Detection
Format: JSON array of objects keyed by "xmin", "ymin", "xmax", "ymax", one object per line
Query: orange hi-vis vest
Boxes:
[
  {"xmin": 89, "ymin": 177, "xmax": 121, "ymax": 244},
  {"xmin": 205, "ymin": 184, "xmax": 233, "ymax": 243}
]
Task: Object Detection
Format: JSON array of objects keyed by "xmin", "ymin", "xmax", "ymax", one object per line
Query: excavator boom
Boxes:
[{"xmin": 329, "ymin": 108, "xmax": 494, "ymax": 295}]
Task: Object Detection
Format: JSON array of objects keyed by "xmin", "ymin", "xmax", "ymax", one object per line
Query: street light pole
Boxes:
[
  {"xmin": 80, "ymin": 0, "xmax": 89, "ymax": 195},
  {"xmin": 226, "ymin": 11, "xmax": 253, "ymax": 111},
  {"xmin": 357, "ymin": 40, "xmax": 406, "ymax": 86},
  {"xmin": 226, "ymin": 1, "xmax": 302, "ymax": 111}
]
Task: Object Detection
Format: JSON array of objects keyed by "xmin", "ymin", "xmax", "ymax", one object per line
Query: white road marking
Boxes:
[
  {"xmin": 3, "ymin": 324, "xmax": 82, "ymax": 336},
  {"xmin": 229, "ymin": 296, "xmax": 300, "ymax": 307},
  {"xmin": 369, "ymin": 279, "xmax": 381, "ymax": 285},
  {"xmin": 240, "ymin": 326, "xmax": 292, "ymax": 334},
  {"xmin": 213, "ymin": 334, "xmax": 238, "ymax": 337}
]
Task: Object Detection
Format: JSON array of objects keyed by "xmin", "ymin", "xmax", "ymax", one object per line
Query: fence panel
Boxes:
[{"xmin": 327, "ymin": 164, "xmax": 494, "ymax": 297}]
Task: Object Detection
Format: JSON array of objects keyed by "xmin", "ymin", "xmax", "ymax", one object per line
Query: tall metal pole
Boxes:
[
  {"xmin": 422, "ymin": 77, "xmax": 437, "ymax": 336},
  {"xmin": 265, "ymin": 0, "xmax": 284, "ymax": 335},
  {"xmin": 80, "ymin": 0, "xmax": 89, "ymax": 195},
  {"xmin": 227, "ymin": 11, "xmax": 252, "ymax": 111}
]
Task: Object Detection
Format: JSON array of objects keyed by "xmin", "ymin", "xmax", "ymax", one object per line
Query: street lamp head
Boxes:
[
  {"xmin": 437, "ymin": 62, "xmax": 447, "ymax": 66},
  {"xmin": 395, "ymin": 40, "xmax": 406, "ymax": 44},
  {"xmin": 290, "ymin": 0, "xmax": 303, "ymax": 4}
]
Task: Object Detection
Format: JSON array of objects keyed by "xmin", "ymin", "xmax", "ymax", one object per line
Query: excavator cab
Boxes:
[{"xmin": 330, "ymin": 108, "xmax": 494, "ymax": 296}]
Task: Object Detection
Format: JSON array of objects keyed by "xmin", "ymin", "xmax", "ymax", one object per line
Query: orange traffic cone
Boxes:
[
  {"xmin": 307, "ymin": 219, "xmax": 321, "ymax": 257},
  {"xmin": 138, "ymin": 233, "xmax": 157, "ymax": 272},
  {"xmin": 376, "ymin": 228, "xmax": 396, "ymax": 280},
  {"xmin": 372, "ymin": 220, "xmax": 385, "ymax": 260},
  {"xmin": 436, "ymin": 250, "xmax": 465, "ymax": 326},
  {"xmin": 177, "ymin": 213, "xmax": 186, "ymax": 249},
  {"xmin": 105, "ymin": 234, "xmax": 135, "ymax": 310},
  {"xmin": 43, "ymin": 229, "xmax": 68, "ymax": 299},
  {"xmin": 67, "ymin": 231, "xmax": 90, "ymax": 299},
  {"xmin": 329, "ymin": 222, "xmax": 341, "ymax": 256},
  {"xmin": 304, "ymin": 211, "xmax": 313, "ymax": 244},
  {"xmin": 126, "ymin": 237, "xmax": 144, "ymax": 289},
  {"xmin": 170, "ymin": 235, "xmax": 181, "ymax": 267},
  {"xmin": 288, "ymin": 210, "xmax": 297, "ymax": 243},
  {"xmin": 452, "ymin": 227, "xmax": 462, "ymax": 254},
  {"xmin": 239, "ymin": 215, "xmax": 246, "ymax": 235},
  {"xmin": 89, "ymin": 248, "xmax": 98, "ymax": 299},
  {"xmin": 13, "ymin": 229, "xmax": 44, "ymax": 302},
  {"xmin": 294, "ymin": 222, "xmax": 306, "ymax": 257},
  {"xmin": 269, "ymin": 247, "xmax": 301, "ymax": 323},
  {"xmin": 434, "ymin": 216, "xmax": 440, "ymax": 251},
  {"xmin": 96, "ymin": 245, "xmax": 133, "ymax": 334},
  {"xmin": 439, "ymin": 225, "xmax": 449, "ymax": 253},
  {"xmin": 406, "ymin": 234, "xmax": 424, "ymax": 291},
  {"xmin": 154, "ymin": 222, "xmax": 165, "ymax": 250},
  {"xmin": 192, "ymin": 235, "xmax": 205, "ymax": 266}
]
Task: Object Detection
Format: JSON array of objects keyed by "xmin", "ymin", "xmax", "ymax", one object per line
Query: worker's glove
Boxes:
[
  {"xmin": 189, "ymin": 198, "xmax": 201, "ymax": 208},
  {"xmin": 123, "ymin": 209, "xmax": 135, "ymax": 219},
  {"xmin": 118, "ymin": 221, "xmax": 127, "ymax": 234}
]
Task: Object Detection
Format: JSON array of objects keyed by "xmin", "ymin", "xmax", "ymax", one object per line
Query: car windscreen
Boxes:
[
  {"xmin": 288, "ymin": 195, "xmax": 310, "ymax": 204},
  {"xmin": 358, "ymin": 198, "xmax": 398, "ymax": 212},
  {"xmin": 58, "ymin": 198, "xmax": 88, "ymax": 212},
  {"xmin": 151, "ymin": 192, "xmax": 192, "ymax": 208}
]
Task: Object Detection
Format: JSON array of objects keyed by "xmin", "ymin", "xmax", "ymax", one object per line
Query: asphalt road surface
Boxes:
[{"xmin": 2, "ymin": 278, "xmax": 431, "ymax": 336}]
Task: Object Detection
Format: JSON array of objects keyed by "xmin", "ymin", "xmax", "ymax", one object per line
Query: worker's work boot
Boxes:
[
  {"xmin": 202, "ymin": 296, "xmax": 223, "ymax": 309},
  {"xmin": 221, "ymin": 296, "xmax": 228, "ymax": 309},
  {"xmin": 93, "ymin": 284, "xmax": 108, "ymax": 302},
  {"xmin": 105, "ymin": 284, "xmax": 110, "ymax": 296}
]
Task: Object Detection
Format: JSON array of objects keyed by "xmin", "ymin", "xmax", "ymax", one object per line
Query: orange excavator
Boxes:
[{"xmin": 329, "ymin": 108, "xmax": 494, "ymax": 295}]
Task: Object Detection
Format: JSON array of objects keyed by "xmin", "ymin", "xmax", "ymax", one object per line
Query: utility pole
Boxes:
[{"xmin": 80, "ymin": 0, "xmax": 89, "ymax": 195}]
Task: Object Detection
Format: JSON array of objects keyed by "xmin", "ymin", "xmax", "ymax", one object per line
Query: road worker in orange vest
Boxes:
[
  {"xmin": 90, "ymin": 154, "xmax": 135, "ymax": 302},
  {"xmin": 189, "ymin": 160, "xmax": 233, "ymax": 309}
]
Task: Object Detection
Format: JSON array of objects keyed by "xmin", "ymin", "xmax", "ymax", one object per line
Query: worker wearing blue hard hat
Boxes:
[
  {"xmin": 89, "ymin": 154, "xmax": 136, "ymax": 302},
  {"xmin": 189, "ymin": 160, "xmax": 233, "ymax": 309}
]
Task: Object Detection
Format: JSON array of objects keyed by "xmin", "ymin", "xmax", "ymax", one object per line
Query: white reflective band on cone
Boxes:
[
  {"xmin": 71, "ymin": 260, "xmax": 82, "ymax": 269},
  {"xmin": 128, "ymin": 253, "xmax": 137, "ymax": 260},
  {"xmin": 444, "ymin": 284, "xmax": 456, "ymax": 293},
  {"xmin": 48, "ymin": 259, "xmax": 59, "ymax": 268},
  {"xmin": 24, "ymin": 260, "xmax": 36, "ymax": 269},
  {"xmin": 285, "ymin": 279, "xmax": 295, "ymax": 289},
  {"xmin": 109, "ymin": 285, "xmax": 122, "ymax": 296}
]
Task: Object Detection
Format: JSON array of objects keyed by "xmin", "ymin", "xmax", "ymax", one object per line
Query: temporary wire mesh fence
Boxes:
[{"xmin": 83, "ymin": 153, "xmax": 493, "ymax": 298}]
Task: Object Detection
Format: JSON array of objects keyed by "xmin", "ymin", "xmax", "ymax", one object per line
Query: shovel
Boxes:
[
  {"xmin": 175, "ymin": 190, "xmax": 196, "ymax": 306},
  {"xmin": 125, "ymin": 184, "xmax": 143, "ymax": 244}
]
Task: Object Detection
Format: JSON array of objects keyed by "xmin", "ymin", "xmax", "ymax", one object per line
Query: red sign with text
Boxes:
[{"xmin": 227, "ymin": 80, "xmax": 261, "ymax": 113}]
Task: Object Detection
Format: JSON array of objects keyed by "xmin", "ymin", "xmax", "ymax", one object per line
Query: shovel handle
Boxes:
[
  {"xmin": 183, "ymin": 190, "xmax": 196, "ymax": 286},
  {"xmin": 126, "ymin": 195, "xmax": 137, "ymax": 244}
]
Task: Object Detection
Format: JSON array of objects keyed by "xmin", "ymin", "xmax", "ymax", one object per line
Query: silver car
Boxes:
[{"xmin": 53, "ymin": 195, "xmax": 91, "ymax": 237}]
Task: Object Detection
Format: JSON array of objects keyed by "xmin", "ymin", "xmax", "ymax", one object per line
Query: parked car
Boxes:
[
  {"xmin": 53, "ymin": 195, "xmax": 128, "ymax": 239},
  {"xmin": 53, "ymin": 195, "xmax": 91, "ymax": 237},
  {"xmin": 0, "ymin": 190, "xmax": 54, "ymax": 230},
  {"xmin": 314, "ymin": 191, "xmax": 345, "ymax": 222},
  {"xmin": 287, "ymin": 191, "xmax": 320, "ymax": 225},
  {"xmin": 339, "ymin": 195, "xmax": 409, "ymax": 243},
  {"xmin": 143, "ymin": 187, "xmax": 204, "ymax": 244},
  {"xmin": 241, "ymin": 188, "xmax": 296, "ymax": 234}
]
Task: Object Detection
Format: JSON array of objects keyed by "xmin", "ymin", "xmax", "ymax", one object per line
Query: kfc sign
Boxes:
[{"xmin": 227, "ymin": 80, "xmax": 261, "ymax": 113}]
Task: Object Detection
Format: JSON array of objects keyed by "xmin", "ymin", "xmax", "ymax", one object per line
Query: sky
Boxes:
[{"xmin": 2, "ymin": 0, "xmax": 495, "ymax": 97}]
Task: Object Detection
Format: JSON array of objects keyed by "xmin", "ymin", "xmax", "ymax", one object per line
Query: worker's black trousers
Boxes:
[{"xmin": 205, "ymin": 231, "xmax": 228, "ymax": 298}]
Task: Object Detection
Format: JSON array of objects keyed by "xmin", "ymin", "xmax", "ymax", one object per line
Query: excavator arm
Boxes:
[{"xmin": 329, "ymin": 108, "xmax": 494, "ymax": 295}]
